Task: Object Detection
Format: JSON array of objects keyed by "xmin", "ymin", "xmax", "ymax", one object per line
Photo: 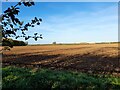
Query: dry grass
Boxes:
[{"xmin": 2, "ymin": 43, "xmax": 120, "ymax": 75}]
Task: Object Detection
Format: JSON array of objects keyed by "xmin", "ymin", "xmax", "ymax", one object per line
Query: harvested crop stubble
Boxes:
[{"xmin": 2, "ymin": 43, "xmax": 120, "ymax": 75}]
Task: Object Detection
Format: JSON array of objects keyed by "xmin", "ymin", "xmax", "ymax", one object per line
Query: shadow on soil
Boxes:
[{"xmin": 3, "ymin": 51, "xmax": 119, "ymax": 74}]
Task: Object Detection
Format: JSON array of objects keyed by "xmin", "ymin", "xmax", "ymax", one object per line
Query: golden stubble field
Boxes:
[{"xmin": 2, "ymin": 43, "xmax": 120, "ymax": 74}]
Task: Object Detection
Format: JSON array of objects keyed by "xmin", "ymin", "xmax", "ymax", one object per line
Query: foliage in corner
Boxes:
[{"xmin": 0, "ymin": 0, "xmax": 43, "ymax": 47}]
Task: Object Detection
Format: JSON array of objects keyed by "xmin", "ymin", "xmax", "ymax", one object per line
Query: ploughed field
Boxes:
[{"xmin": 2, "ymin": 44, "xmax": 120, "ymax": 75}]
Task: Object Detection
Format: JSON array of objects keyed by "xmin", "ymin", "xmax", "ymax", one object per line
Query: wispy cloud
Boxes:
[{"xmin": 19, "ymin": 3, "xmax": 118, "ymax": 44}]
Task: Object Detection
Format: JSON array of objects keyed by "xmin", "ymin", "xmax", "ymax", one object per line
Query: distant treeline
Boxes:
[
  {"xmin": 2, "ymin": 38, "xmax": 28, "ymax": 46},
  {"xmin": 28, "ymin": 42, "xmax": 120, "ymax": 46},
  {"xmin": 94, "ymin": 42, "xmax": 119, "ymax": 44}
]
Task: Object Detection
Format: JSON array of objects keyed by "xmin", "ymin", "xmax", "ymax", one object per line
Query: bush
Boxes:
[
  {"xmin": 2, "ymin": 38, "xmax": 28, "ymax": 46},
  {"xmin": 53, "ymin": 42, "xmax": 56, "ymax": 45},
  {"xmin": 2, "ymin": 66, "xmax": 120, "ymax": 90}
]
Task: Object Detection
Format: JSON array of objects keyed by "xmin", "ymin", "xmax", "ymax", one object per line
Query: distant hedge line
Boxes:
[{"xmin": 2, "ymin": 38, "xmax": 28, "ymax": 46}]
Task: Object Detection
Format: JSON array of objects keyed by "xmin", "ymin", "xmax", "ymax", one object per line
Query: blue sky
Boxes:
[{"xmin": 2, "ymin": 2, "xmax": 118, "ymax": 44}]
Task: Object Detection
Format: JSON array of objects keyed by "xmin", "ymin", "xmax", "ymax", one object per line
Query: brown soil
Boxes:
[{"xmin": 2, "ymin": 44, "xmax": 120, "ymax": 75}]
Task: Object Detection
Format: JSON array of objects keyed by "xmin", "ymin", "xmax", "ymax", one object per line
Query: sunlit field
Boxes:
[
  {"xmin": 2, "ymin": 43, "xmax": 120, "ymax": 89},
  {"xmin": 2, "ymin": 1, "xmax": 119, "ymax": 89},
  {"xmin": 2, "ymin": 43, "xmax": 119, "ymax": 75}
]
